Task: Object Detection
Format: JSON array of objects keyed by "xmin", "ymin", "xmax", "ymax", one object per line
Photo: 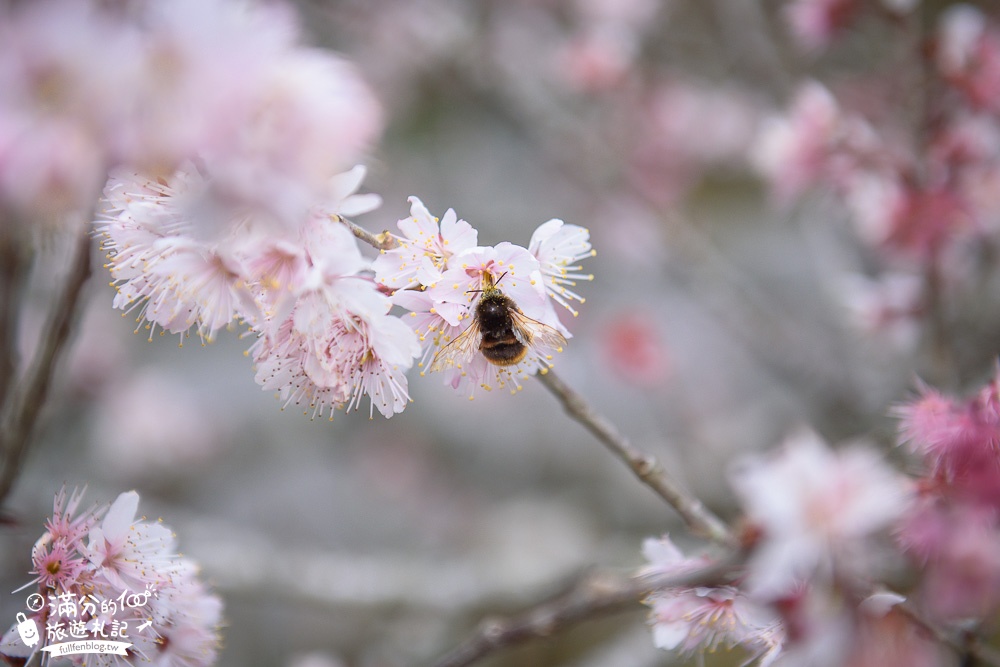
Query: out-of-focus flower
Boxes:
[
  {"xmin": 837, "ymin": 272, "xmax": 923, "ymax": 349},
  {"xmin": 935, "ymin": 5, "xmax": 1000, "ymax": 113},
  {"xmin": 783, "ymin": 0, "xmax": 861, "ymax": 51},
  {"xmin": 730, "ymin": 431, "xmax": 912, "ymax": 598},
  {"xmin": 753, "ymin": 82, "xmax": 857, "ymax": 202},
  {"xmin": 90, "ymin": 368, "xmax": 231, "ymax": 480},
  {"xmin": 2, "ymin": 489, "xmax": 221, "ymax": 667},
  {"xmin": 901, "ymin": 504, "xmax": 1000, "ymax": 619},
  {"xmin": 96, "ymin": 164, "xmax": 257, "ymax": 342},
  {"xmin": 641, "ymin": 535, "xmax": 784, "ymax": 665},
  {"xmin": 0, "ymin": 0, "xmax": 381, "ymax": 227},
  {"xmin": 600, "ymin": 311, "xmax": 671, "ymax": 387},
  {"xmin": 847, "ymin": 600, "xmax": 948, "ymax": 667},
  {"xmin": 895, "ymin": 370, "xmax": 1000, "ymax": 506}
]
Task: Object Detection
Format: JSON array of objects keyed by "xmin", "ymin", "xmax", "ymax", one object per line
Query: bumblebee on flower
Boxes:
[{"xmin": 374, "ymin": 198, "xmax": 594, "ymax": 398}]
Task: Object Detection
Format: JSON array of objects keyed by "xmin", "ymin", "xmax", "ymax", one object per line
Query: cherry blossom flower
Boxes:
[
  {"xmin": 371, "ymin": 196, "xmax": 478, "ymax": 290},
  {"xmin": 96, "ymin": 165, "xmax": 257, "ymax": 342},
  {"xmin": 753, "ymin": 82, "xmax": 855, "ymax": 202},
  {"xmin": 935, "ymin": 5, "xmax": 1000, "ymax": 113},
  {"xmin": 83, "ymin": 491, "xmax": 177, "ymax": 592},
  {"xmin": 783, "ymin": 0, "xmax": 861, "ymax": 51},
  {"xmin": 251, "ymin": 278, "xmax": 420, "ymax": 419},
  {"xmin": 895, "ymin": 370, "xmax": 1000, "ymax": 505},
  {"xmin": 600, "ymin": 311, "xmax": 671, "ymax": 387},
  {"xmin": 641, "ymin": 535, "xmax": 784, "ymax": 665},
  {"xmin": 836, "ymin": 272, "xmax": 923, "ymax": 349},
  {"xmin": 372, "ymin": 199, "xmax": 593, "ymax": 397},
  {"xmin": 528, "ymin": 219, "xmax": 595, "ymax": 316},
  {"xmin": 399, "ymin": 243, "xmax": 567, "ymax": 397},
  {"xmin": 730, "ymin": 431, "xmax": 912, "ymax": 599}
]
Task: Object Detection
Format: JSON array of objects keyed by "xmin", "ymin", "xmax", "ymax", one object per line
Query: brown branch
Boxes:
[
  {"xmin": 430, "ymin": 560, "xmax": 737, "ymax": 667},
  {"xmin": 0, "ymin": 223, "xmax": 29, "ymax": 413},
  {"xmin": 338, "ymin": 215, "xmax": 399, "ymax": 251},
  {"xmin": 536, "ymin": 370, "xmax": 735, "ymax": 547},
  {"xmin": 896, "ymin": 601, "xmax": 1000, "ymax": 667},
  {"xmin": 0, "ymin": 223, "xmax": 93, "ymax": 505}
]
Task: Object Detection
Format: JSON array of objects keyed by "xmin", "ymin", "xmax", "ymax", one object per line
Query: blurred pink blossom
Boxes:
[
  {"xmin": 731, "ymin": 431, "xmax": 912, "ymax": 599},
  {"xmin": 600, "ymin": 312, "xmax": 671, "ymax": 387},
  {"xmin": 91, "ymin": 368, "xmax": 231, "ymax": 480},
  {"xmin": 641, "ymin": 535, "xmax": 784, "ymax": 665}
]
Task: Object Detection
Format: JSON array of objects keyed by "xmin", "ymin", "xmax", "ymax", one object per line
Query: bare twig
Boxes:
[
  {"xmin": 896, "ymin": 602, "xmax": 1000, "ymax": 667},
  {"xmin": 338, "ymin": 215, "xmax": 399, "ymax": 251},
  {"xmin": 0, "ymin": 224, "xmax": 93, "ymax": 505},
  {"xmin": 431, "ymin": 561, "xmax": 737, "ymax": 667},
  {"xmin": 0, "ymin": 223, "xmax": 29, "ymax": 413},
  {"xmin": 536, "ymin": 370, "xmax": 735, "ymax": 547}
]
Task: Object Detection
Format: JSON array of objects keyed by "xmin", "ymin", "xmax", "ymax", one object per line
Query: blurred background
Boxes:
[{"xmin": 6, "ymin": 0, "xmax": 1000, "ymax": 665}]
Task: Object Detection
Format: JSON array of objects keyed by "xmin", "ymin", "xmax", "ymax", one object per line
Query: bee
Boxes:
[{"xmin": 430, "ymin": 272, "xmax": 567, "ymax": 371}]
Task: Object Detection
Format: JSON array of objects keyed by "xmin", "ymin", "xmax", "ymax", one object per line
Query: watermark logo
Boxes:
[
  {"xmin": 15, "ymin": 613, "xmax": 39, "ymax": 648},
  {"xmin": 11, "ymin": 587, "xmax": 156, "ymax": 657}
]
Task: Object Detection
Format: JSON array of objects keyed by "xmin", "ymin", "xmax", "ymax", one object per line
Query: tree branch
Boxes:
[
  {"xmin": 338, "ymin": 215, "xmax": 399, "ymax": 251},
  {"xmin": 0, "ymin": 223, "xmax": 93, "ymax": 505},
  {"xmin": 0, "ymin": 223, "xmax": 29, "ymax": 414},
  {"xmin": 430, "ymin": 561, "xmax": 736, "ymax": 667},
  {"xmin": 536, "ymin": 369, "xmax": 736, "ymax": 547}
]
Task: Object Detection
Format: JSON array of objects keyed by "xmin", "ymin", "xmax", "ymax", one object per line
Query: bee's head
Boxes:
[{"xmin": 468, "ymin": 270, "xmax": 507, "ymax": 297}]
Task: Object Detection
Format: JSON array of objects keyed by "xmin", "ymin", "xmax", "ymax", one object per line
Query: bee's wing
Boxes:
[
  {"xmin": 429, "ymin": 319, "xmax": 483, "ymax": 372},
  {"xmin": 510, "ymin": 310, "xmax": 567, "ymax": 352}
]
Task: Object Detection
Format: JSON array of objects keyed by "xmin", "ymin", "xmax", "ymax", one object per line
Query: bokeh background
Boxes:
[{"xmin": 6, "ymin": 0, "xmax": 1000, "ymax": 665}]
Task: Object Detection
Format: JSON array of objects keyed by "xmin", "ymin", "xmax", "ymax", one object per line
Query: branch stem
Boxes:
[
  {"xmin": 339, "ymin": 216, "xmax": 399, "ymax": 251},
  {"xmin": 536, "ymin": 370, "xmax": 735, "ymax": 547},
  {"xmin": 0, "ymin": 224, "xmax": 93, "ymax": 505},
  {"xmin": 431, "ymin": 561, "xmax": 734, "ymax": 667}
]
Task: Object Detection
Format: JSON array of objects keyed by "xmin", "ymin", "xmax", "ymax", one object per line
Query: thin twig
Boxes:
[
  {"xmin": 536, "ymin": 370, "xmax": 735, "ymax": 547},
  {"xmin": 339, "ymin": 215, "xmax": 399, "ymax": 251},
  {"xmin": 0, "ymin": 223, "xmax": 93, "ymax": 505},
  {"xmin": 897, "ymin": 602, "xmax": 1000, "ymax": 667},
  {"xmin": 430, "ymin": 561, "xmax": 736, "ymax": 667},
  {"xmin": 0, "ymin": 223, "xmax": 29, "ymax": 413}
]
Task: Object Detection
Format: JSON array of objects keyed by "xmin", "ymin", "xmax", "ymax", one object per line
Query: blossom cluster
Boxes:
[
  {"xmin": 640, "ymin": 370, "xmax": 1000, "ymax": 666},
  {"xmin": 896, "ymin": 367, "xmax": 1000, "ymax": 619},
  {"xmin": 1, "ymin": 488, "xmax": 221, "ymax": 667},
  {"xmin": 0, "ymin": 0, "xmax": 379, "ymax": 228},
  {"xmin": 373, "ymin": 197, "xmax": 594, "ymax": 398},
  {"xmin": 643, "ymin": 431, "xmax": 920, "ymax": 665},
  {"xmin": 97, "ymin": 168, "xmax": 593, "ymax": 416}
]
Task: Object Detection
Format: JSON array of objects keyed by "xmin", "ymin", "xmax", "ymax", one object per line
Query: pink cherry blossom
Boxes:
[
  {"xmin": 753, "ymin": 82, "xmax": 852, "ymax": 202},
  {"xmin": 410, "ymin": 243, "xmax": 567, "ymax": 397},
  {"xmin": 641, "ymin": 535, "xmax": 784, "ymax": 665},
  {"xmin": 783, "ymin": 0, "xmax": 861, "ymax": 51},
  {"xmin": 372, "ymin": 196, "xmax": 478, "ymax": 290},
  {"xmin": 251, "ymin": 278, "xmax": 420, "ymax": 419},
  {"xmin": 527, "ymin": 219, "xmax": 595, "ymax": 316},
  {"xmin": 83, "ymin": 491, "xmax": 177, "ymax": 592},
  {"xmin": 730, "ymin": 431, "xmax": 912, "ymax": 599},
  {"xmin": 935, "ymin": 5, "xmax": 1000, "ymax": 113}
]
